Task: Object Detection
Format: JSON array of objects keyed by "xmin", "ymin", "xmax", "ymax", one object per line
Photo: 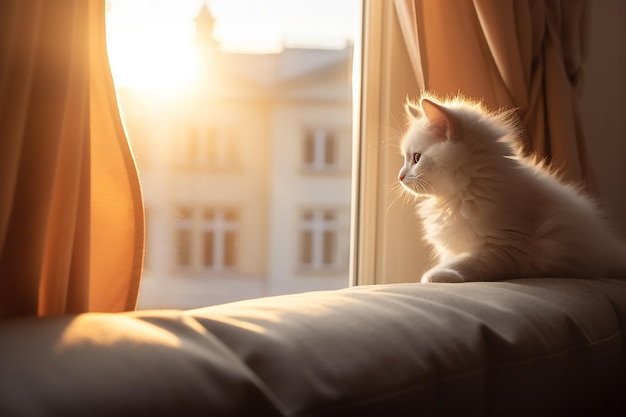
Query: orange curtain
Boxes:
[
  {"xmin": 0, "ymin": 0, "xmax": 144, "ymax": 318},
  {"xmin": 394, "ymin": 0, "xmax": 592, "ymax": 185}
]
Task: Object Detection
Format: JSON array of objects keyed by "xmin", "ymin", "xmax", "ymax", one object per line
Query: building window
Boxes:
[
  {"xmin": 174, "ymin": 206, "xmax": 239, "ymax": 272},
  {"xmin": 177, "ymin": 229, "xmax": 193, "ymax": 267},
  {"xmin": 175, "ymin": 207, "xmax": 194, "ymax": 268},
  {"xmin": 303, "ymin": 129, "xmax": 338, "ymax": 171},
  {"xmin": 201, "ymin": 208, "xmax": 238, "ymax": 270},
  {"xmin": 179, "ymin": 125, "xmax": 237, "ymax": 169},
  {"xmin": 300, "ymin": 209, "xmax": 339, "ymax": 270}
]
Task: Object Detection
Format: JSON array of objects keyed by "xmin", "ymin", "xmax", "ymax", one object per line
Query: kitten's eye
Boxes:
[{"xmin": 413, "ymin": 152, "xmax": 421, "ymax": 164}]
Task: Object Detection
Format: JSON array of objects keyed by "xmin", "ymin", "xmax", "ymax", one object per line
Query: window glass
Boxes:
[
  {"xmin": 323, "ymin": 230, "xmax": 336, "ymax": 265},
  {"xmin": 176, "ymin": 229, "xmax": 192, "ymax": 267},
  {"xmin": 324, "ymin": 133, "xmax": 336, "ymax": 165},
  {"xmin": 303, "ymin": 129, "xmax": 340, "ymax": 172},
  {"xmin": 301, "ymin": 230, "xmax": 313, "ymax": 265},
  {"xmin": 203, "ymin": 231, "xmax": 215, "ymax": 267},
  {"xmin": 224, "ymin": 231, "xmax": 237, "ymax": 267},
  {"xmin": 304, "ymin": 132, "xmax": 316, "ymax": 165},
  {"xmin": 107, "ymin": 0, "xmax": 360, "ymax": 308},
  {"xmin": 299, "ymin": 209, "xmax": 341, "ymax": 270}
]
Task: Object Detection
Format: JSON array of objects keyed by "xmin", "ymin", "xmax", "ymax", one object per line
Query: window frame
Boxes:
[
  {"xmin": 302, "ymin": 128, "xmax": 339, "ymax": 172},
  {"xmin": 350, "ymin": 0, "xmax": 431, "ymax": 286},
  {"xmin": 177, "ymin": 123, "xmax": 239, "ymax": 171},
  {"xmin": 172, "ymin": 205, "xmax": 240, "ymax": 274},
  {"xmin": 299, "ymin": 208, "xmax": 340, "ymax": 271}
]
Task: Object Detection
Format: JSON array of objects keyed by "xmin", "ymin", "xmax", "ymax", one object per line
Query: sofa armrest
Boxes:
[{"xmin": 1, "ymin": 278, "xmax": 625, "ymax": 416}]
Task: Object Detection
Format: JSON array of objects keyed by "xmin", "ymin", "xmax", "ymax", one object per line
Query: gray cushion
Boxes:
[{"xmin": 1, "ymin": 278, "xmax": 625, "ymax": 416}]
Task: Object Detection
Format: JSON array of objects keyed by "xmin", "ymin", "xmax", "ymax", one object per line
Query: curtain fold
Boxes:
[
  {"xmin": 0, "ymin": 0, "xmax": 144, "ymax": 319},
  {"xmin": 394, "ymin": 0, "xmax": 592, "ymax": 185}
]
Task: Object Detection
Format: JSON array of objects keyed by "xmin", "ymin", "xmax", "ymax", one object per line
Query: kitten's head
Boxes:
[{"xmin": 398, "ymin": 94, "xmax": 516, "ymax": 198}]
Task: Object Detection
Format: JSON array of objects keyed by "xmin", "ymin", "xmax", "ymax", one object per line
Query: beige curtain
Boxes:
[
  {"xmin": 0, "ymin": 0, "xmax": 144, "ymax": 318},
  {"xmin": 394, "ymin": 0, "xmax": 592, "ymax": 184}
]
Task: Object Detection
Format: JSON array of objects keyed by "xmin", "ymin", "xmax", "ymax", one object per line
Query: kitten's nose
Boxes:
[{"xmin": 398, "ymin": 174, "xmax": 405, "ymax": 181}]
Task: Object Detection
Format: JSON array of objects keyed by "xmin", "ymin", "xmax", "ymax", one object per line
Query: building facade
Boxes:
[{"xmin": 119, "ymin": 5, "xmax": 353, "ymax": 308}]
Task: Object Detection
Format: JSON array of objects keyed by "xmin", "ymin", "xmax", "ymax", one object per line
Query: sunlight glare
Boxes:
[
  {"xmin": 106, "ymin": 0, "xmax": 359, "ymax": 92},
  {"xmin": 106, "ymin": 0, "xmax": 201, "ymax": 92},
  {"xmin": 54, "ymin": 315, "xmax": 182, "ymax": 352}
]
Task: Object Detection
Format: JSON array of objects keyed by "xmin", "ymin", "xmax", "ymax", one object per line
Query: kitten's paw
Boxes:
[{"xmin": 421, "ymin": 268, "xmax": 465, "ymax": 283}]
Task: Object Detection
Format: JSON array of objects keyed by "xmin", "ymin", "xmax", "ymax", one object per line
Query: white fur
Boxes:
[{"xmin": 398, "ymin": 94, "xmax": 626, "ymax": 283}]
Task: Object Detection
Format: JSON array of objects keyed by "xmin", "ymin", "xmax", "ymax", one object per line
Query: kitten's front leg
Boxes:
[
  {"xmin": 421, "ymin": 255, "xmax": 496, "ymax": 283},
  {"xmin": 421, "ymin": 267, "xmax": 465, "ymax": 283}
]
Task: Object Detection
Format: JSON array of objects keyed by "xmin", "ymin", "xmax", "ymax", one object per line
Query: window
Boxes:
[
  {"xmin": 201, "ymin": 208, "xmax": 238, "ymax": 270},
  {"xmin": 175, "ymin": 207, "xmax": 194, "ymax": 268},
  {"xmin": 174, "ymin": 206, "xmax": 239, "ymax": 273},
  {"xmin": 177, "ymin": 229, "xmax": 193, "ymax": 267},
  {"xmin": 300, "ymin": 209, "xmax": 339, "ymax": 270},
  {"xmin": 303, "ymin": 129, "xmax": 338, "ymax": 171},
  {"xmin": 179, "ymin": 125, "xmax": 238, "ymax": 169},
  {"xmin": 107, "ymin": 0, "xmax": 360, "ymax": 308}
]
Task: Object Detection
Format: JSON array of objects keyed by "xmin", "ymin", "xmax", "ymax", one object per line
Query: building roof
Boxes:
[
  {"xmin": 224, "ymin": 46, "xmax": 353, "ymax": 87},
  {"xmin": 192, "ymin": 4, "xmax": 353, "ymax": 93}
]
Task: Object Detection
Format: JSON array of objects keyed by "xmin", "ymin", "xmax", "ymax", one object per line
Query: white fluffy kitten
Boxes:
[{"xmin": 398, "ymin": 94, "xmax": 626, "ymax": 283}]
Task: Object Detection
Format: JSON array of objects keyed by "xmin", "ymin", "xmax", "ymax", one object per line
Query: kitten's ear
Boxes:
[
  {"xmin": 405, "ymin": 99, "xmax": 421, "ymax": 119},
  {"xmin": 420, "ymin": 98, "xmax": 456, "ymax": 140}
]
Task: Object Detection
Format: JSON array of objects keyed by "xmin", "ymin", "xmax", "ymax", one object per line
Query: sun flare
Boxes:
[
  {"xmin": 106, "ymin": 0, "xmax": 201, "ymax": 92},
  {"xmin": 105, "ymin": 0, "xmax": 359, "ymax": 93}
]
